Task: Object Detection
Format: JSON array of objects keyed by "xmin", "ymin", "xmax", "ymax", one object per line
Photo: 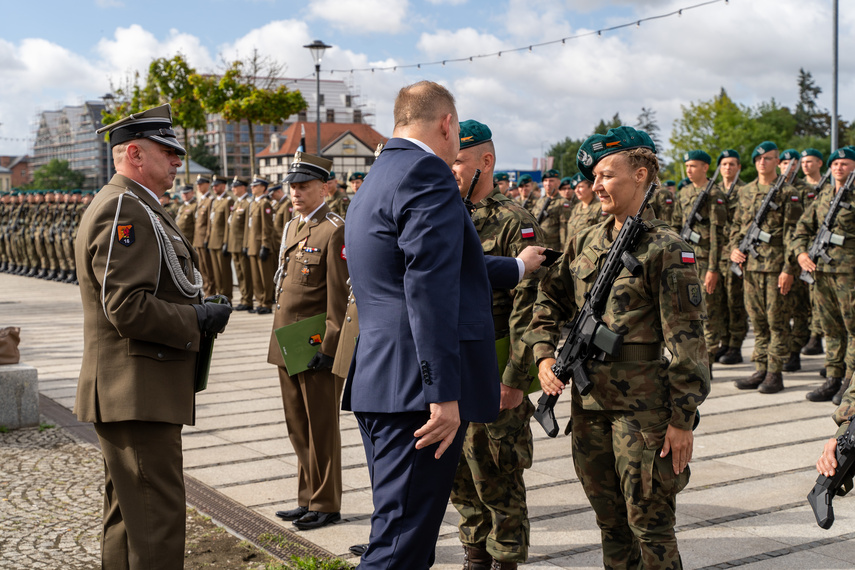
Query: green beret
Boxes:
[
  {"xmin": 570, "ymin": 172, "xmax": 587, "ymax": 190},
  {"xmin": 72, "ymin": 189, "xmax": 82, "ymax": 195},
  {"xmin": 779, "ymin": 148, "xmax": 799, "ymax": 161},
  {"xmin": 751, "ymin": 141, "xmax": 778, "ymax": 162},
  {"xmin": 559, "ymin": 176, "xmax": 574, "ymax": 187},
  {"xmin": 458, "ymin": 120, "xmax": 492, "ymax": 150},
  {"xmin": 494, "ymin": 172, "xmax": 510, "ymax": 182},
  {"xmin": 518, "ymin": 174, "xmax": 533, "ymax": 185},
  {"xmin": 576, "ymin": 126, "xmax": 656, "ymax": 181},
  {"xmin": 718, "ymin": 149, "xmax": 740, "ymax": 164},
  {"xmin": 677, "ymin": 178, "xmax": 690, "ymax": 190},
  {"xmin": 827, "ymin": 147, "xmax": 855, "ymax": 167},
  {"xmin": 543, "ymin": 168, "xmax": 561, "ymax": 180},
  {"xmin": 665, "ymin": 180, "xmax": 676, "ymax": 187},
  {"xmin": 349, "ymin": 172, "xmax": 365, "ymax": 181},
  {"xmin": 801, "ymin": 148, "xmax": 823, "ymax": 161},
  {"xmin": 328, "ymin": 170, "xmax": 336, "ymax": 179},
  {"xmin": 683, "ymin": 150, "xmax": 711, "ymax": 164}
]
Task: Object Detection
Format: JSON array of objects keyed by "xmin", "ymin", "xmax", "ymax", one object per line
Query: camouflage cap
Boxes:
[
  {"xmin": 779, "ymin": 148, "xmax": 800, "ymax": 161},
  {"xmin": 458, "ymin": 120, "xmax": 492, "ymax": 150},
  {"xmin": 494, "ymin": 172, "xmax": 510, "ymax": 182},
  {"xmin": 518, "ymin": 174, "xmax": 533, "ymax": 185},
  {"xmin": 718, "ymin": 149, "xmax": 740, "ymax": 164},
  {"xmin": 801, "ymin": 148, "xmax": 823, "ymax": 161},
  {"xmin": 96, "ymin": 103, "xmax": 186, "ymax": 156},
  {"xmin": 683, "ymin": 150, "xmax": 711, "ymax": 164},
  {"xmin": 751, "ymin": 141, "xmax": 778, "ymax": 162},
  {"xmin": 828, "ymin": 147, "xmax": 855, "ymax": 167},
  {"xmin": 576, "ymin": 126, "xmax": 656, "ymax": 181},
  {"xmin": 285, "ymin": 151, "xmax": 332, "ymax": 184}
]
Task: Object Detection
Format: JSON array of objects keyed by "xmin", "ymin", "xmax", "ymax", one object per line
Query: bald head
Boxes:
[{"xmin": 393, "ymin": 81, "xmax": 456, "ymax": 129}]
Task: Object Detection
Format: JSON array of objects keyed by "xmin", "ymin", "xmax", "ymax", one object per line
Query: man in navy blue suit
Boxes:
[{"xmin": 343, "ymin": 81, "xmax": 544, "ymax": 569}]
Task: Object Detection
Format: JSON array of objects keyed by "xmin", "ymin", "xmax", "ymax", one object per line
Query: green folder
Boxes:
[
  {"xmin": 275, "ymin": 313, "xmax": 327, "ymax": 376},
  {"xmin": 495, "ymin": 336, "xmax": 541, "ymax": 394}
]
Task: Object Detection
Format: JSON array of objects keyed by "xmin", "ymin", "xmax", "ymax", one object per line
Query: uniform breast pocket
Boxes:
[
  {"xmin": 127, "ymin": 338, "xmax": 187, "ymax": 362},
  {"xmin": 480, "ymin": 236, "xmax": 498, "ymax": 256},
  {"xmin": 292, "ymin": 252, "xmax": 324, "ymax": 287},
  {"xmin": 569, "ymin": 255, "xmax": 597, "ymax": 309}
]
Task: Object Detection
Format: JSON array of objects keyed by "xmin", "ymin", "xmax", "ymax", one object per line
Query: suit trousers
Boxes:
[
  {"xmin": 94, "ymin": 421, "xmax": 185, "ymax": 570},
  {"xmin": 355, "ymin": 411, "xmax": 468, "ymax": 570},
  {"xmin": 249, "ymin": 254, "xmax": 274, "ymax": 309},
  {"xmin": 208, "ymin": 248, "xmax": 233, "ymax": 300},
  {"xmin": 277, "ymin": 366, "xmax": 345, "ymax": 512}
]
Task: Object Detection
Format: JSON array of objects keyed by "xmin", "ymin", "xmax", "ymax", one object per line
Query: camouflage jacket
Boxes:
[
  {"xmin": 650, "ymin": 187, "xmax": 675, "ymax": 223},
  {"xmin": 790, "ymin": 182, "xmax": 855, "ymax": 274},
  {"xmin": 522, "ymin": 208, "xmax": 710, "ymax": 430},
  {"xmin": 564, "ymin": 198, "xmax": 604, "ymax": 251},
  {"xmin": 717, "ymin": 178, "xmax": 746, "ymax": 266},
  {"xmin": 532, "ymin": 192, "xmax": 564, "ymax": 250},
  {"xmin": 728, "ymin": 178, "xmax": 804, "ymax": 275},
  {"xmin": 670, "ymin": 180, "xmax": 729, "ymax": 273},
  {"xmin": 472, "ymin": 186, "xmax": 545, "ymax": 390}
]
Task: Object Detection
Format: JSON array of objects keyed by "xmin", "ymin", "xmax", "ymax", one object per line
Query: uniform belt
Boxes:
[
  {"xmin": 603, "ymin": 343, "xmax": 663, "ymax": 363},
  {"xmin": 766, "ymin": 236, "xmax": 784, "ymax": 246}
]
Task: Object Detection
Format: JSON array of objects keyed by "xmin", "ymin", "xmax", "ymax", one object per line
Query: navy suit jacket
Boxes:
[{"xmin": 342, "ymin": 138, "xmax": 519, "ymax": 423}]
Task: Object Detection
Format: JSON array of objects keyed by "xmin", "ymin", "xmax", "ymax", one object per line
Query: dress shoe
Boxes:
[
  {"xmin": 255, "ymin": 306, "xmax": 272, "ymax": 315},
  {"xmin": 718, "ymin": 347, "xmax": 743, "ymax": 365},
  {"xmin": 247, "ymin": 307, "xmax": 258, "ymax": 313},
  {"xmin": 275, "ymin": 505, "xmax": 308, "ymax": 521},
  {"xmin": 758, "ymin": 371, "xmax": 784, "ymax": 394},
  {"xmin": 714, "ymin": 344, "xmax": 728, "ymax": 363},
  {"xmin": 735, "ymin": 370, "xmax": 766, "ymax": 390},
  {"xmin": 801, "ymin": 335, "xmax": 824, "ymax": 355},
  {"xmin": 234, "ymin": 304, "xmax": 251, "ymax": 311},
  {"xmin": 463, "ymin": 545, "xmax": 492, "ymax": 570},
  {"xmin": 782, "ymin": 352, "xmax": 801, "ymax": 372},
  {"xmin": 833, "ymin": 378, "xmax": 851, "ymax": 406},
  {"xmin": 349, "ymin": 544, "xmax": 368, "ymax": 557},
  {"xmin": 292, "ymin": 510, "xmax": 340, "ymax": 530},
  {"xmin": 806, "ymin": 377, "xmax": 842, "ymax": 402}
]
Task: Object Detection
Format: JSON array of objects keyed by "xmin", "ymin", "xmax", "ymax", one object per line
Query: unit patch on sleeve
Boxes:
[{"xmin": 116, "ymin": 224, "xmax": 135, "ymax": 246}]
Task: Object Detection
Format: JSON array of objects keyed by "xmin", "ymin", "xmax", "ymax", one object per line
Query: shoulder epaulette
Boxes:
[{"xmin": 325, "ymin": 212, "xmax": 344, "ymax": 227}]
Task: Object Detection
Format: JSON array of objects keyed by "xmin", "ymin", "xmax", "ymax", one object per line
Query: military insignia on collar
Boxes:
[
  {"xmin": 687, "ymin": 283, "xmax": 702, "ymax": 307},
  {"xmin": 578, "ymin": 149, "xmax": 593, "ymax": 167},
  {"xmin": 116, "ymin": 224, "xmax": 135, "ymax": 246}
]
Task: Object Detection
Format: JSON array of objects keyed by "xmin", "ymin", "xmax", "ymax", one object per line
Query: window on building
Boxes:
[
  {"xmin": 345, "ymin": 94, "xmax": 352, "ymax": 108},
  {"xmin": 326, "ymin": 109, "xmax": 335, "ymax": 123},
  {"xmin": 353, "ymin": 109, "xmax": 362, "ymax": 124},
  {"xmin": 298, "ymin": 111, "xmax": 307, "ymax": 122}
]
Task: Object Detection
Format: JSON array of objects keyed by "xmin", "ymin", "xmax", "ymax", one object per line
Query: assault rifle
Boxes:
[
  {"xmin": 536, "ymin": 195, "xmax": 553, "ymax": 224},
  {"xmin": 724, "ymin": 169, "xmax": 742, "ymax": 200},
  {"xmin": 811, "ymin": 169, "xmax": 833, "ymax": 198},
  {"xmin": 462, "ymin": 169, "xmax": 481, "ymax": 218},
  {"xmin": 680, "ymin": 164, "xmax": 721, "ymax": 245},
  {"xmin": 730, "ymin": 159, "xmax": 798, "ymax": 277},
  {"xmin": 800, "ymin": 171, "xmax": 855, "ymax": 284},
  {"xmin": 808, "ymin": 418, "xmax": 855, "ymax": 529},
  {"xmin": 533, "ymin": 183, "xmax": 656, "ymax": 438}
]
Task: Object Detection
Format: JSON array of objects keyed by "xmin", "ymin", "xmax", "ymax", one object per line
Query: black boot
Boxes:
[
  {"xmin": 719, "ymin": 346, "xmax": 744, "ymax": 365},
  {"xmin": 26, "ymin": 267, "xmax": 38, "ymax": 277},
  {"xmin": 735, "ymin": 370, "xmax": 766, "ymax": 390},
  {"xmin": 46, "ymin": 269, "xmax": 58, "ymax": 281},
  {"xmin": 55, "ymin": 270, "xmax": 67, "ymax": 282},
  {"xmin": 463, "ymin": 545, "xmax": 492, "ymax": 570},
  {"xmin": 714, "ymin": 344, "xmax": 729, "ymax": 363},
  {"xmin": 806, "ymin": 377, "xmax": 842, "ymax": 402},
  {"xmin": 35, "ymin": 268, "xmax": 46, "ymax": 278},
  {"xmin": 64, "ymin": 270, "xmax": 76, "ymax": 283},
  {"xmin": 782, "ymin": 352, "xmax": 801, "ymax": 372},
  {"xmin": 758, "ymin": 371, "xmax": 784, "ymax": 394},
  {"xmin": 833, "ymin": 378, "xmax": 851, "ymax": 406},
  {"xmin": 801, "ymin": 335, "xmax": 824, "ymax": 355}
]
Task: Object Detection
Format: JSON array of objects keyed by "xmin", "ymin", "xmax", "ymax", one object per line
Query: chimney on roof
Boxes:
[{"xmin": 270, "ymin": 133, "xmax": 279, "ymax": 154}]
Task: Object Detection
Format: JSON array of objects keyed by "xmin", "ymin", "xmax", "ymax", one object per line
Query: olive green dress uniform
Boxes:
[
  {"xmin": 719, "ymin": 177, "xmax": 749, "ymax": 355},
  {"xmin": 532, "ymin": 191, "xmax": 564, "ymax": 250},
  {"xmin": 564, "ymin": 197, "xmax": 604, "ymax": 250},
  {"xmin": 246, "ymin": 194, "xmax": 276, "ymax": 311},
  {"xmin": 729, "ymin": 178, "xmax": 804, "ymax": 375},
  {"xmin": 331, "ymin": 288, "xmax": 358, "ymax": 379},
  {"xmin": 227, "ymin": 193, "xmax": 253, "ymax": 308},
  {"xmin": 324, "ymin": 188, "xmax": 350, "ymax": 219},
  {"xmin": 208, "ymin": 190, "xmax": 234, "ymax": 300},
  {"xmin": 267, "ymin": 203, "xmax": 349, "ymax": 513},
  {"xmin": 449, "ymin": 184, "xmax": 544, "ymax": 565},
  {"xmin": 272, "ymin": 193, "xmax": 294, "ymax": 255},
  {"xmin": 193, "ymin": 188, "xmax": 216, "ymax": 297},
  {"xmin": 175, "ymin": 196, "xmax": 197, "ymax": 242},
  {"xmin": 670, "ymin": 175, "xmax": 729, "ymax": 364}
]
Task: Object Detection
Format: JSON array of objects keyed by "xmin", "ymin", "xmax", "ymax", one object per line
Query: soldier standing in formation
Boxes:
[
  {"xmin": 348, "ymin": 172, "xmax": 364, "ymax": 193},
  {"xmin": 324, "ymin": 172, "xmax": 350, "ymax": 218},
  {"xmin": 516, "ymin": 174, "xmax": 538, "ymax": 214},
  {"xmin": 799, "ymin": 147, "xmax": 829, "ymax": 358},
  {"xmin": 175, "ymin": 185, "xmax": 196, "ymax": 242},
  {"xmin": 227, "ymin": 176, "xmax": 254, "ymax": 311},
  {"xmin": 208, "ymin": 175, "xmax": 234, "ymax": 301},
  {"xmin": 193, "ymin": 175, "xmax": 215, "ymax": 297},
  {"xmin": 532, "ymin": 168, "xmax": 564, "ymax": 251},
  {"xmin": 495, "ymin": 172, "xmax": 510, "ymax": 195},
  {"xmin": 245, "ymin": 176, "xmax": 275, "ymax": 315},
  {"xmin": 650, "ymin": 178, "xmax": 676, "ymax": 222},
  {"xmin": 524, "ymin": 126, "xmax": 709, "ymax": 569},
  {"xmin": 564, "ymin": 172, "xmax": 604, "ymax": 250}
]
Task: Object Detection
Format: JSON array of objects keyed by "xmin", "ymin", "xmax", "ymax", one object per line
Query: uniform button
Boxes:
[
  {"xmin": 285, "ymin": 257, "xmax": 290, "ymax": 262},
  {"xmin": 346, "ymin": 316, "xmax": 351, "ymax": 322},
  {"xmin": 157, "ymin": 352, "xmax": 164, "ymax": 359},
  {"xmin": 283, "ymin": 272, "xmax": 287, "ymax": 277},
  {"xmin": 185, "ymin": 342, "xmax": 192, "ymax": 350}
]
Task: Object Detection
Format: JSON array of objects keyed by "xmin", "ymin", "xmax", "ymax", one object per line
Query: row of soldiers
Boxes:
[{"xmin": 0, "ymin": 189, "xmax": 94, "ymax": 283}]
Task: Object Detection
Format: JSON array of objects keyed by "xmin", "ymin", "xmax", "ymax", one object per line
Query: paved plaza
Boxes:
[{"xmin": 2, "ymin": 270, "xmax": 855, "ymax": 569}]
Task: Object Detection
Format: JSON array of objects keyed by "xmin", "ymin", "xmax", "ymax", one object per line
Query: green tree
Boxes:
[
  {"xmin": 594, "ymin": 113, "xmax": 622, "ymax": 135},
  {"xmin": 794, "ymin": 68, "xmax": 830, "ymax": 138},
  {"xmin": 31, "ymin": 159, "xmax": 85, "ymax": 190},
  {"xmin": 191, "ymin": 50, "xmax": 307, "ymax": 177},
  {"xmin": 189, "ymin": 135, "xmax": 220, "ymax": 173},
  {"xmin": 547, "ymin": 113, "xmax": 627, "ymax": 178},
  {"xmin": 635, "ymin": 107, "xmax": 662, "ymax": 149}
]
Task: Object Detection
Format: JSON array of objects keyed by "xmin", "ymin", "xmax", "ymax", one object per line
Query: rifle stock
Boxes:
[
  {"xmin": 808, "ymin": 419, "xmax": 855, "ymax": 529},
  {"xmin": 679, "ymin": 164, "xmax": 721, "ymax": 245}
]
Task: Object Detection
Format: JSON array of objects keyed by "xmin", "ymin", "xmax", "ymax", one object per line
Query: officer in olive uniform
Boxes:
[
  {"xmin": 564, "ymin": 172, "xmax": 604, "ymax": 250},
  {"xmin": 800, "ymin": 148, "xmax": 830, "ymax": 357},
  {"xmin": 716, "ymin": 150, "xmax": 749, "ymax": 365},
  {"xmin": 670, "ymin": 150, "xmax": 729, "ymax": 369},
  {"xmin": 228, "ymin": 177, "xmax": 254, "ymax": 311},
  {"xmin": 175, "ymin": 185, "xmax": 197, "ymax": 242},
  {"xmin": 208, "ymin": 174, "xmax": 234, "ymax": 301},
  {"xmin": 532, "ymin": 168, "xmax": 564, "ymax": 250},
  {"xmin": 730, "ymin": 141, "xmax": 804, "ymax": 394},
  {"xmin": 792, "ymin": 147, "xmax": 855, "ymax": 403},
  {"xmin": 193, "ymin": 175, "xmax": 216, "ymax": 297},
  {"xmin": 245, "ymin": 176, "xmax": 275, "ymax": 314},
  {"xmin": 449, "ymin": 121, "xmax": 545, "ymax": 570},
  {"xmin": 269, "ymin": 152, "xmax": 349, "ymax": 530},
  {"xmin": 524, "ymin": 126, "xmax": 709, "ymax": 570},
  {"xmin": 324, "ymin": 172, "xmax": 350, "ymax": 218}
]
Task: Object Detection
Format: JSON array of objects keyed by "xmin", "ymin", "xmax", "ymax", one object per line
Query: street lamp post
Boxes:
[{"xmin": 303, "ymin": 40, "xmax": 332, "ymax": 155}]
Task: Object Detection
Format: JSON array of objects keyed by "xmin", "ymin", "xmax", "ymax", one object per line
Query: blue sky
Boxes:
[{"xmin": 1, "ymin": 0, "xmax": 853, "ymax": 169}]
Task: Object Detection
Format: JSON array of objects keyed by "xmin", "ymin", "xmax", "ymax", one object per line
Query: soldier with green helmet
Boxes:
[
  {"xmin": 524, "ymin": 126, "xmax": 709, "ymax": 570},
  {"xmin": 449, "ymin": 120, "xmax": 545, "ymax": 570}
]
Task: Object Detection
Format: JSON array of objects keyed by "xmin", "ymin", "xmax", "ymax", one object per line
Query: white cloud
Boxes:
[{"xmin": 306, "ymin": 0, "xmax": 410, "ymax": 34}]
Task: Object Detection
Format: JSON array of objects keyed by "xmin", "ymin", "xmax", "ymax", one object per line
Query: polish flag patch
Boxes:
[
  {"xmin": 521, "ymin": 227, "xmax": 535, "ymax": 239},
  {"xmin": 681, "ymin": 251, "xmax": 696, "ymax": 264},
  {"xmin": 340, "ymin": 245, "xmax": 347, "ymax": 260},
  {"xmin": 791, "ymin": 195, "xmax": 799, "ymax": 202}
]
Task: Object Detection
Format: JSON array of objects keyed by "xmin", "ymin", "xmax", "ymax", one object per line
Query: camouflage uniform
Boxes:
[
  {"xmin": 650, "ymin": 186, "xmax": 676, "ymax": 223},
  {"xmin": 324, "ymin": 188, "xmax": 350, "ymax": 219},
  {"xmin": 790, "ymin": 182, "xmax": 855, "ymax": 382},
  {"xmin": 564, "ymin": 197, "xmax": 604, "ymax": 251},
  {"xmin": 728, "ymin": 179, "xmax": 804, "ymax": 374},
  {"xmin": 802, "ymin": 177, "xmax": 831, "ymax": 341},
  {"xmin": 670, "ymin": 180, "xmax": 729, "ymax": 363},
  {"xmin": 532, "ymin": 192, "xmax": 564, "ymax": 250},
  {"xmin": 451, "ymin": 186, "xmax": 543, "ymax": 564},
  {"xmin": 719, "ymin": 179, "xmax": 749, "ymax": 351},
  {"xmin": 784, "ymin": 178, "xmax": 813, "ymax": 357},
  {"xmin": 523, "ymin": 208, "xmax": 710, "ymax": 570},
  {"xmin": 558, "ymin": 196, "xmax": 577, "ymax": 249}
]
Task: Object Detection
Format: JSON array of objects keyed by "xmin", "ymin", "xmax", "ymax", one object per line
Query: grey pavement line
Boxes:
[
  {"xmin": 211, "ymin": 461, "xmax": 369, "ymax": 489},
  {"xmin": 694, "ymin": 531, "xmax": 855, "ymax": 569},
  {"xmin": 186, "ymin": 419, "xmax": 362, "ymax": 437}
]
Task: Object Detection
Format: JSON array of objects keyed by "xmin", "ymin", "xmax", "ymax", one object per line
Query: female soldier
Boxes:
[
  {"xmin": 523, "ymin": 126, "xmax": 710, "ymax": 569},
  {"xmin": 564, "ymin": 172, "xmax": 604, "ymax": 250}
]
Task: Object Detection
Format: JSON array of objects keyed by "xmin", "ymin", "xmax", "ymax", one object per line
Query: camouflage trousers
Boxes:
[
  {"xmin": 810, "ymin": 282, "xmax": 824, "ymax": 337},
  {"xmin": 743, "ymin": 271, "xmax": 790, "ymax": 373},
  {"xmin": 723, "ymin": 266, "xmax": 749, "ymax": 347},
  {"xmin": 451, "ymin": 396, "xmax": 534, "ymax": 563},
  {"xmin": 699, "ymin": 263, "xmax": 726, "ymax": 357},
  {"xmin": 785, "ymin": 279, "xmax": 811, "ymax": 353},
  {"xmin": 571, "ymin": 401, "xmax": 688, "ymax": 570},
  {"xmin": 813, "ymin": 272, "xmax": 855, "ymax": 379}
]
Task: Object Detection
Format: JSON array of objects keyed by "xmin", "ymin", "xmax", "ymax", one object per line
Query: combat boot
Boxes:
[
  {"xmin": 35, "ymin": 267, "xmax": 46, "ymax": 279},
  {"xmin": 719, "ymin": 347, "xmax": 743, "ymax": 365},
  {"xmin": 463, "ymin": 545, "xmax": 492, "ymax": 570},
  {"xmin": 782, "ymin": 352, "xmax": 801, "ymax": 372},
  {"xmin": 714, "ymin": 344, "xmax": 728, "ymax": 363},
  {"xmin": 820, "ymin": 367, "xmax": 827, "ymax": 378},
  {"xmin": 491, "ymin": 561, "xmax": 518, "ymax": 570},
  {"xmin": 26, "ymin": 267, "xmax": 38, "ymax": 277},
  {"xmin": 46, "ymin": 269, "xmax": 57, "ymax": 281},
  {"xmin": 64, "ymin": 270, "xmax": 76, "ymax": 283},
  {"xmin": 735, "ymin": 370, "xmax": 766, "ymax": 390},
  {"xmin": 0, "ymin": 262, "xmax": 6, "ymax": 272},
  {"xmin": 55, "ymin": 270, "xmax": 67, "ymax": 282},
  {"xmin": 833, "ymin": 378, "xmax": 851, "ymax": 406},
  {"xmin": 806, "ymin": 377, "xmax": 842, "ymax": 402},
  {"xmin": 801, "ymin": 335, "xmax": 824, "ymax": 355},
  {"xmin": 758, "ymin": 371, "xmax": 784, "ymax": 394},
  {"xmin": 15, "ymin": 265, "xmax": 27, "ymax": 275}
]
